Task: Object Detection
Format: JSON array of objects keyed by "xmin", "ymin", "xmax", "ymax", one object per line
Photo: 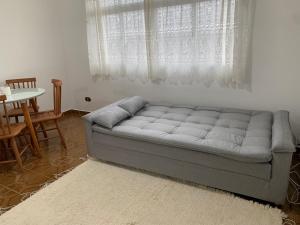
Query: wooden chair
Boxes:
[
  {"xmin": 31, "ymin": 79, "xmax": 66, "ymax": 148},
  {"xmin": 0, "ymin": 95, "xmax": 33, "ymax": 170},
  {"xmin": 6, "ymin": 78, "xmax": 39, "ymax": 123},
  {"xmin": 6, "ymin": 77, "xmax": 48, "ymax": 139}
]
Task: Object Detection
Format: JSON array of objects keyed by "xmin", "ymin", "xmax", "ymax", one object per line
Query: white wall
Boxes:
[
  {"xmin": 58, "ymin": 0, "xmax": 300, "ymax": 140},
  {"xmin": 0, "ymin": 0, "xmax": 74, "ymax": 111}
]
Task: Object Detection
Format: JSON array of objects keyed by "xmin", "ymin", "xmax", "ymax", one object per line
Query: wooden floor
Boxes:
[
  {"xmin": 0, "ymin": 111, "xmax": 299, "ymax": 224},
  {"xmin": 0, "ymin": 111, "xmax": 87, "ymax": 213}
]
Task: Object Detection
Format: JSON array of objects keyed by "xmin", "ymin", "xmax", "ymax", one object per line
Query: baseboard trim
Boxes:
[{"xmin": 63, "ymin": 109, "xmax": 91, "ymax": 115}]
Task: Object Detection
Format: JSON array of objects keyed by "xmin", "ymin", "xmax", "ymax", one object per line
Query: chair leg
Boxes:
[
  {"xmin": 0, "ymin": 140, "xmax": 8, "ymax": 161},
  {"xmin": 0, "ymin": 141, "xmax": 7, "ymax": 160},
  {"xmin": 10, "ymin": 137, "xmax": 23, "ymax": 171},
  {"xmin": 33, "ymin": 125, "xmax": 38, "ymax": 139},
  {"xmin": 55, "ymin": 120, "xmax": 66, "ymax": 148},
  {"xmin": 23, "ymin": 133, "xmax": 34, "ymax": 154},
  {"xmin": 39, "ymin": 122, "xmax": 48, "ymax": 138},
  {"xmin": 17, "ymin": 134, "xmax": 25, "ymax": 147}
]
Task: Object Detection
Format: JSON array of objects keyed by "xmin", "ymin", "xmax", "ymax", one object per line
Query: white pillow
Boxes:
[
  {"xmin": 92, "ymin": 106, "xmax": 130, "ymax": 129},
  {"xmin": 118, "ymin": 96, "xmax": 147, "ymax": 116}
]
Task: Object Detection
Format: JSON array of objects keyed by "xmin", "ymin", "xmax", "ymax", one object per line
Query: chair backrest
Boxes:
[
  {"xmin": 0, "ymin": 95, "xmax": 11, "ymax": 136},
  {"xmin": 52, "ymin": 79, "xmax": 62, "ymax": 115},
  {"xmin": 6, "ymin": 77, "xmax": 37, "ymax": 89},
  {"xmin": 6, "ymin": 77, "xmax": 37, "ymax": 109}
]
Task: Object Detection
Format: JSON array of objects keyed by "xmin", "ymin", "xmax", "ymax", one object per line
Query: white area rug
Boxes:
[{"xmin": 0, "ymin": 159, "xmax": 285, "ymax": 225}]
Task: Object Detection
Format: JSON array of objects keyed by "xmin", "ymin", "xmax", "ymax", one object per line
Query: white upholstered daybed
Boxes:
[{"xmin": 83, "ymin": 96, "xmax": 295, "ymax": 205}]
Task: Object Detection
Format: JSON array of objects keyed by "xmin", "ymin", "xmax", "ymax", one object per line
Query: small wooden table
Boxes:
[{"xmin": 5, "ymin": 88, "xmax": 46, "ymax": 157}]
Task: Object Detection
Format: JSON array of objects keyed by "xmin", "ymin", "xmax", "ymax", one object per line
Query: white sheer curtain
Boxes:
[{"xmin": 86, "ymin": 0, "xmax": 255, "ymax": 89}]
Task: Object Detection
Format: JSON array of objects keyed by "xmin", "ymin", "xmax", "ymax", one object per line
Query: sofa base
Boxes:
[{"xmin": 88, "ymin": 133, "xmax": 290, "ymax": 205}]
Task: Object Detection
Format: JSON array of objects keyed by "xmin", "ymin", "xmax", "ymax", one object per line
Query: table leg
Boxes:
[
  {"xmin": 21, "ymin": 102, "xmax": 41, "ymax": 157},
  {"xmin": 29, "ymin": 99, "xmax": 38, "ymax": 112}
]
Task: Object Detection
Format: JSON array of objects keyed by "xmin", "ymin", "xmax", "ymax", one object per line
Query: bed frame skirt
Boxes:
[{"xmin": 84, "ymin": 123, "xmax": 293, "ymax": 205}]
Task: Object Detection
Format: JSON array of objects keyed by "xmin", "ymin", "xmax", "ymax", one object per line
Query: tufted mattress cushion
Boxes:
[{"xmin": 92, "ymin": 103, "xmax": 273, "ymax": 163}]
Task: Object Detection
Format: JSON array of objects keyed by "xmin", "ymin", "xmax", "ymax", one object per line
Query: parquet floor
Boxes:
[{"xmin": 0, "ymin": 111, "xmax": 299, "ymax": 224}]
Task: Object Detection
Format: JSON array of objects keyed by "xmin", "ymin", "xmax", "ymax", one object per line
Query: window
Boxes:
[{"xmin": 86, "ymin": 0, "xmax": 255, "ymax": 89}]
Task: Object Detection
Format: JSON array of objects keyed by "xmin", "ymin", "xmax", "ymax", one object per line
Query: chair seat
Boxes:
[
  {"xmin": 7, "ymin": 106, "xmax": 38, "ymax": 117},
  {"xmin": 30, "ymin": 111, "xmax": 62, "ymax": 123},
  {"xmin": 0, "ymin": 123, "xmax": 26, "ymax": 139}
]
